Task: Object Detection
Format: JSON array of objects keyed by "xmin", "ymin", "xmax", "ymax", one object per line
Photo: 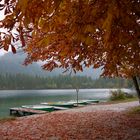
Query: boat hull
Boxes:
[
  {"xmin": 22, "ymin": 105, "xmax": 55, "ymax": 112},
  {"xmin": 41, "ymin": 102, "xmax": 75, "ymax": 108}
]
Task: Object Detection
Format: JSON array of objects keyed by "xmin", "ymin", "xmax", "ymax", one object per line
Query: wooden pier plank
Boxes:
[{"xmin": 10, "ymin": 107, "xmax": 47, "ymax": 117}]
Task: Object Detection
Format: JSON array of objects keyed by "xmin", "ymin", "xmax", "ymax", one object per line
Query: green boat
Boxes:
[
  {"xmin": 68, "ymin": 99, "xmax": 99, "ymax": 105},
  {"xmin": 86, "ymin": 99, "xmax": 99, "ymax": 103},
  {"xmin": 41, "ymin": 102, "xmax": 75, "ymax": 108},
  {"xmin": 22, "ymin": 105, "xmax": 54, "ymax": 112},
  {"xmin": 68, "ymin": 100, "xmax": 89, "ymax": 105},
  {"xmin": 22, "ymin": 105, "xmax": 67, "ymax": 112}
]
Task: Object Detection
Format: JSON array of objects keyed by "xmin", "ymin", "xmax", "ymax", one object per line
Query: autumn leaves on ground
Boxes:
[{"xmin": 0, "ymin": 101, "xmax": 140, "ymax": 140}]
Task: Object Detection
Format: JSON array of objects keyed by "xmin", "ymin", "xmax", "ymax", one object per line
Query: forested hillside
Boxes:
[
  {"xmin": 0, "ymin": 74, "xmax": 133, "ymax": 90},
  {"xmin": 0, "ymin": 53, "xmax": 134, "ymax": 90}
]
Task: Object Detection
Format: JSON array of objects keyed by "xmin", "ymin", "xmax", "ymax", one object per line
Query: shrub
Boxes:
[
  {"xmin": 110, "ymin": 89, "xmax": 135, "ymax": 101},
  {"xmin": 110, "ymin": 90, "xmax": 127, "ymax": 101},
  {"xmin": 124, "ymin": 92, "xmax": 134, "ymax": 98}
]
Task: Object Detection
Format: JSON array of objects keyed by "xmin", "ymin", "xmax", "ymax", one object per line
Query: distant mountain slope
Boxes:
[
  {"xmin": 0, "ymin": 52, "xmax": 51, "ymax": 76},
  {"xmin": 0, "ymin": 52, "xmax": 101, "ymax": 78}
]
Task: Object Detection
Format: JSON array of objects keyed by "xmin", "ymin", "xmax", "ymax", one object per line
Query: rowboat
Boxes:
[
  {"xmin": 68, "ymin": 100, "xmax": 89, "ymax": 105},
  {"xmin": 41, "ymin": 102, "xmax": 75, "ymax": 108},
  {"xmin": 22, "ymin": 105, "xmax": 68, "ymax": 112},
  {"xmin": 85, "ymin": 99, "xmax": 99, "ymax": 103},
  {"xmin": 41, "ymin": 99, "xmax": 99, "ymax": 108},
  {"xmin": 68, "ymin": 99, "xmax": 99, "ymax": 105},
  {"xmin": 22, "ymin": 105, "xmax": 54, "ymax": 112}
]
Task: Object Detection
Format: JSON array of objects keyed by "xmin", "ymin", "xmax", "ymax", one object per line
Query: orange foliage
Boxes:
[{"xmin": 0, "ymin": 0, "xmax": 139, "ymax": 78}]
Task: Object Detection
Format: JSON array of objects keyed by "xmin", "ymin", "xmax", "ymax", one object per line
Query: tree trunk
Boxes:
[
  {"xmin": 132, "ymin": 76, "xmax": 140, "ymax": 104},
  {"xmin": 76, "ymin": 88, "xmax": 79, "ymax": 106}
]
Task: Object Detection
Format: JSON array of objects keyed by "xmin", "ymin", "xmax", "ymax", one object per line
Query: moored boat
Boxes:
[
  {"xmin": 41, "ymin": 102, "xmax": 75, "ymax": 108},
  {"xmin": 86, "ymin": 99, "xmax": 99, "ymax": 103},
  {"xmin": 68, "ymin": 99, "xmax": 99, "ymax": 105},
  {"xmin": 68, "ymin": 100, "xmax": 89, "ymax": 105},
  {"xmin": 22, "ymin": 104, "xmax": 68, "ymax": 112},
  {"xmin": 22, "ymin": 105, "xmax": 54, "ymax": 112}
]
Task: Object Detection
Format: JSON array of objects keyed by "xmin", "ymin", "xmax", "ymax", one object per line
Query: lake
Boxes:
[{"xmin": 0, "ymin": 89, "xmax": 133, "ymax": 118}]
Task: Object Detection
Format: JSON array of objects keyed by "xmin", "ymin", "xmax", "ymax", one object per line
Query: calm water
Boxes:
[{"xmin": 0, "ymin": 89, "xmax": 132, "ymax": 118}]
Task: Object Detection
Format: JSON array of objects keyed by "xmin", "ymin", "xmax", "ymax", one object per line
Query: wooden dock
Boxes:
[{"xmin": 10, "ymin": 108, "xmax": 47, "ymax": 117}]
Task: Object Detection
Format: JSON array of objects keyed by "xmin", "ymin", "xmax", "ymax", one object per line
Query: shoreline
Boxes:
[
  {"xmin": 0, "ymin": 88, "xmax": 135, "ymax": 90},
  {"xmin": 0, "ymin": 97, "xmax": 138, "ymax": 120}
]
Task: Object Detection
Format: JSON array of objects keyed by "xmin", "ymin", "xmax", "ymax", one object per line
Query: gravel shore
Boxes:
[{"xmin": 0, "ymin": 101, "xmax": 140, "ymax": 140}]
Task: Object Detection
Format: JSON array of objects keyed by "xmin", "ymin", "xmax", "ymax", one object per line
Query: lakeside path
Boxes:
[{"xmin": 0, "ymin": 101, "xmax": 140, "ymax": 140}]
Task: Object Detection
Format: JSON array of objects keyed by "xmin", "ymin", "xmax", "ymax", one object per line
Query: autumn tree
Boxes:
[{"xmin": 0, "ymin": 0, "xmax": 140, "ymax": 100}]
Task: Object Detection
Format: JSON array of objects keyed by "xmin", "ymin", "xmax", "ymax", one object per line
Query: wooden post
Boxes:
[{"xmin": 76, "ymin": 88, "xmax": 79, "ymax": 106}]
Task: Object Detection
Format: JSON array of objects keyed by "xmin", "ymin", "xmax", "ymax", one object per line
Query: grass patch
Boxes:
[
  {"xmin": 110, "ymin": 97, "xmax": 138, "ymax": 103},
  {"xmin": 99, "ymin": 97, "xmax": 138, "ymax": 105},
  {"xmin": 0, "ymin": 116, "xmax": 16, "ymax": 123},
  {"xmin": 109, "ymin": 89, "xmax": 136, "ymax": 101},
  {"xmin": 128, "ymin": 106, "xmax": 140, "ymax": 114}
]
